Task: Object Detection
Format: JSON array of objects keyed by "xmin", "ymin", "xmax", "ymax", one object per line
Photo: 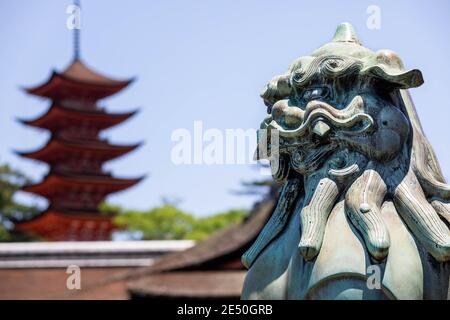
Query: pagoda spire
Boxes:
[{"xmin": 73, "ymin": 0, "xmax": 81, "ymax": 60}]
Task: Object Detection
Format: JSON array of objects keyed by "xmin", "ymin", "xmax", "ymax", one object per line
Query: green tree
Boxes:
[
  {"xmin": 188, "ymin": 209, "xmax": 247, "ymax": 240},
  {"xmin": 109, "ymin": 204, "xmax": 248, "ymax": 241},
  {"xmin": 0, "ymin": 164, "xmax": 39, "ymax": 241},
  {"xmin": 113, "ymin": 205, "xmax": 195, "ymax": 240}
]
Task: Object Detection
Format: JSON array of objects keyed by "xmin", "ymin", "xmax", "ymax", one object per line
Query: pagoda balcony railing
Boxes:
[
  {"xmin": 59, "ymin": 99, "xmax": 99, "ymax": 111},
  {"xmin": 56, "ymin": 132, "xmax": 107, "ymax": 143}
]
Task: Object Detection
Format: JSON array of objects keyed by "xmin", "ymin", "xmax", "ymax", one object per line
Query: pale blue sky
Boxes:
[{"xmin": 0, "ymin": 0, "xmax": 449, "ymax": 216}]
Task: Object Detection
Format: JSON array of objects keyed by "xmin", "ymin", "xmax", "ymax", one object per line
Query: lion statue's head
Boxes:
[{"xmin": 242, "ymin": 23, "xmax": 450, "ymax": 300}]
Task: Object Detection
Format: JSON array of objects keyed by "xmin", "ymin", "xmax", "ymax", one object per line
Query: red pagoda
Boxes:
[{"xmin": 15, "ymin": 24, "xmax": 142, "ymax": 240}]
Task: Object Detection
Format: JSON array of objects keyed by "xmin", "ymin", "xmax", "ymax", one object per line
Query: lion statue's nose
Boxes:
[
  {"xmin": 271, "ymin": 99, "xmax": 330, "ymax": 137},
  {"xmin": 271, "ymin": 99, "xmax": 304, "ymax": 128}
]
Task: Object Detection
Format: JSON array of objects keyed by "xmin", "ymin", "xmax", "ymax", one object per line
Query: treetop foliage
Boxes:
[{"xmin": 101, "ymin": 203, "xmax": 248, "ymax": 241}]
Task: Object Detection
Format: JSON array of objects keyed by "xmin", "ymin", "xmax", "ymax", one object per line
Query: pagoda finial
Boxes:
[{"xmin": 72, "ymin": 0, "xmax": 81, "ymax": 61}]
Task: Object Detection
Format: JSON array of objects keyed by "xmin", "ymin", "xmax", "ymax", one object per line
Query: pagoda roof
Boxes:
[
  {"xmin": 14, "ymin": 209, "xmax": 117, "ymax": 241},
  {"xmin": 19, "ymin": 103, "xmax": 138, "ymax": 131},
  {"xmin": 134, "ymin": 198, "xmax": 276, "ymax": 273},
  {"xmin": 17, "ymin": 137, "xmax": 141, "ymax": 164},
  {"xmin": 60, "ymin": 59, "xmax": 131, "ymax": 85},
  {"xmin": 128, "ymin": 271, "xmax": 246, "ymax": 300},
  {"xmin": 125, "ymin": 198, "xmax": 276, "ymax": 299},
  {"xmin": 24, "ymin": 59, "xmax": 134, "ymax": 100},
  {"xmin": 22, "ymin": 172, "xmax": 143, "ymax": 199},
  {"xmin": 66, "ymin": 196, "xmax": 277, "ymax": 298}
]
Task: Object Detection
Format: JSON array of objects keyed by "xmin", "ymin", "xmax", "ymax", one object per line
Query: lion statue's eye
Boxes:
[{"xmin": 302, "ymin": 87, "xmax": 330, "ymax": 101}]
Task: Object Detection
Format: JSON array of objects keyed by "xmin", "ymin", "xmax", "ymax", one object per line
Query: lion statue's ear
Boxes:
[{"xmin": 362, "ymin": 49, "xmax": 424, "ymax": 89}]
